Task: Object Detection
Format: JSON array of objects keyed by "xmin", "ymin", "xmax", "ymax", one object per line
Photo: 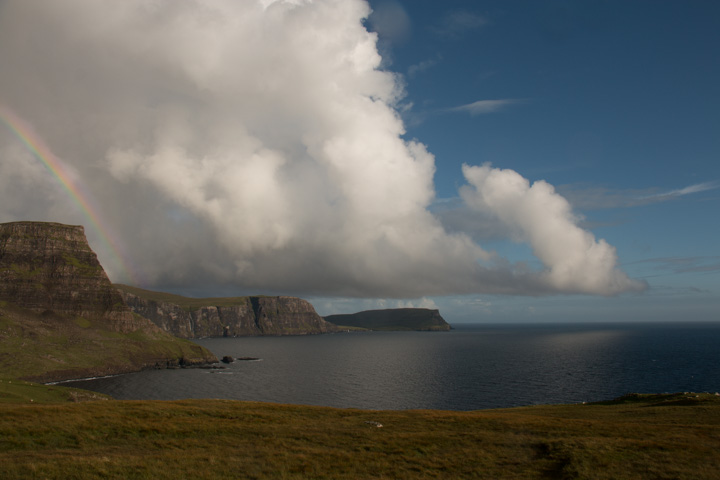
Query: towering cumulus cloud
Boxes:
[{"xmin": 0, "ymin": 0, "xmax": 643, "ymax": 297}]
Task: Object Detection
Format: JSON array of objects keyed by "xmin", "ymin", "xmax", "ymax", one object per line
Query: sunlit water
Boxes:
[{"xmin": 66, "ymin": 323, "xmax": 720, "ymax": 410}]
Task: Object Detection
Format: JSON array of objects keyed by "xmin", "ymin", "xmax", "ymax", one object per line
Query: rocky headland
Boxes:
[
  {"xmin": 0, "ymin": 221, "xmax": 217, "ymax": 382},
  {"xmin": 116, "ymin": 284, "xmax": 337, "ymax": 338},
  {"xmin": 324, "ymin": 308, "xmax": 451, "ymax": 331}
]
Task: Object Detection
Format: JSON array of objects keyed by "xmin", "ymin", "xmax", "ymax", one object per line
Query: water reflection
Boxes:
[{"xmin": 67, "ymin": 323, "xmax": 720, "ymax": 410}]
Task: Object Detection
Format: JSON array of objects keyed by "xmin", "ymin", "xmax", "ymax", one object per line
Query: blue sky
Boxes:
[
  {"xmin": 344, "ymin": 0, "xmax": 719, "ymax": 322},
  {"xmin": 0, "ymin": 0, "xmax": 717, "ymax": 323},
  {"xmin": 369, "ymin": 0, "xmax": 719, "ymax": 198}
]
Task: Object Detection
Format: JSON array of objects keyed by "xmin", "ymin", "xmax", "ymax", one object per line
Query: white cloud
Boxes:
[
  {"xmin": 0, "ymin": 0, "xmax": 641, "ymax": 299},
  {"xmin": 449, "ymin": 99, "xmax": 523, "ymax": 115},
  {"xmin": 558, "ymin": 181, "xmax": 719, "ymax": 209},
  {"xmin": 460, "ymin": 164, "xmax": 645, "ymax": 295},
  {"xmin": 396, "ymin": 297, "xmax": 439, "ymax": 310},
  {"xmin": 643, "ymin": 182, "xmax": 719, "ymax": 199}
]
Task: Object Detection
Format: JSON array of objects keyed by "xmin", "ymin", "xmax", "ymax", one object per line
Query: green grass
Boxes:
[
  {"xmin": 0, "ymin": 377, "xmax": 111, "ymax": 404},
  {"xmin": 0, "ymin": 392, "xmax": 718, "ymax": 479},
  {"xmin": 74, "ymin": 316, "xmax": 92, "ymax": 328},
  {"xmin": 61, "ymin": 252, "xmax": 102, "ymax": 276},
  {"xmin": 0, "ymin": 303, "xmax": 216, "ymax": 383},
  {"xmin": 8, "ymin": 262, "xmax": 43, "ymax": 279}
]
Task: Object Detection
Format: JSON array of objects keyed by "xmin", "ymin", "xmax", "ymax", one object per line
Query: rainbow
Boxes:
[{"xmin": 0, "ymin": 104, "xmax": 142, "ymax": 285}]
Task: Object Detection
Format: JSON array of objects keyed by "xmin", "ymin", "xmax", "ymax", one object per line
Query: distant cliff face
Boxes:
[
  {"xmin": 324, "ymin": 308, "xmax": 451, "ymax": 331},
  {"xmin": 0, "ymin": 221, "xmax": 143, "ymax": 331},
  {"xmin": 117, "ymin": 286, "xmax": 335, "ymax": 338}
]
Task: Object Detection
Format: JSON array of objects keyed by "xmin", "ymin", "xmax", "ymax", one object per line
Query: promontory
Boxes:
[{"xmin": 324, "ymin": 308, "xmax": 451, "ymax": 331}]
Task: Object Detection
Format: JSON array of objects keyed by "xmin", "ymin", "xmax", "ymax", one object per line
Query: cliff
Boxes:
[
  {"xmin": 0, "ymin": 221, "xmax": 142, "ymax": 332},
  {"xmin": 115, "ymin": 284, "xmax": 336, "ymax": 338},
  {"xmin": 324, "ymin": 308, "xmax": 451, "ymax": 331},
  {"xmin": 0, "ymin": 221, "xmax": 217, "ymax": 382}
]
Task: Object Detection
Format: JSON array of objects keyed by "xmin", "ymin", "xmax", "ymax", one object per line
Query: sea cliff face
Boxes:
[
  {"xmin": 117, "ymin": 286, "xmax": 335, "ymax": 338},
  {"xmin": 0, "ymin": 221, "xmax": 217, "ymax": 382}
]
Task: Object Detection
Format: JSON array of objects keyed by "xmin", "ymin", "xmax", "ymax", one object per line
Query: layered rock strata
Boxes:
[
  {"xmin": 0, "ymin": 221, "xmax": 142, "ymax": 331},
  {"xmin": 117, "ymin": 286, "xmax": 335, "ymax": 338}
]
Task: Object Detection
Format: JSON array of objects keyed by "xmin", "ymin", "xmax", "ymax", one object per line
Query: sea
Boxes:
[{"xmin": 65, "ymin": 322, "xmax": 720, "ymax": 411}]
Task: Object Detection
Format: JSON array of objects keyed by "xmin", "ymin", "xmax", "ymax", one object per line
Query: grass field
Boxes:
[{"xmin": 1, "ymin": 386, "xmax": 718, "ymax": 479}]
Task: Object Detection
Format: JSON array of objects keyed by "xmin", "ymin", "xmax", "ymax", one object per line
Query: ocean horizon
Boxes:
[{"xmin": 67, "ymin": 321, "xmax": 720, "ymax": 410}]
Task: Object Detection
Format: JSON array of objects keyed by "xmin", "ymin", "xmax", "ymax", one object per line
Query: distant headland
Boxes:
[{"xmin": 324, "ymin": 308, "xmax": 451, "ymax": 331}]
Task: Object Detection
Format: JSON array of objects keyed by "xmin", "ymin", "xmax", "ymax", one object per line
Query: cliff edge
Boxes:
[{"xmin": 115, "ymin": 284, "xmax": 336, "ymax": 338}]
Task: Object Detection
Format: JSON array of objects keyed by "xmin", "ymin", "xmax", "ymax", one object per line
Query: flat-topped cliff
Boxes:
[
  {"xmin": 116, "ymin": 284, "xmax": 336, "ymax": 338},
  {"xmin": 0, "ymin": 221, "xmax": 217, "ymax": 382},
  {"xmin": 0, "ymin": 221, "xmax": 141, "ymax": 331},
  {"xmin": 324, "ymin": 308, "xmax": 451, "ymax": 331}
]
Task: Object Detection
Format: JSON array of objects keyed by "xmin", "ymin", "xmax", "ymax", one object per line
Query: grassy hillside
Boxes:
[
  {"xmin": 0, "ymin": 392, "xmax": 718, "ymax": 479},
  {"xmin": 0, "ymin": 302, "xmax": 216, "ymax": 383},
  {"xmin": 0, "ymin": 377, "xmax": 111, "ymax": 403},
  {"xmin": 114, "ymin": 283, "xmax": 264, "ymax": 311}
]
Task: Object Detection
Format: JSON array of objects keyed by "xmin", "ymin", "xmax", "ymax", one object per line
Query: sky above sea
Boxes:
[{"xmin": 0, "ymin": 0, "xmax": 717, "ymax": 323}]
